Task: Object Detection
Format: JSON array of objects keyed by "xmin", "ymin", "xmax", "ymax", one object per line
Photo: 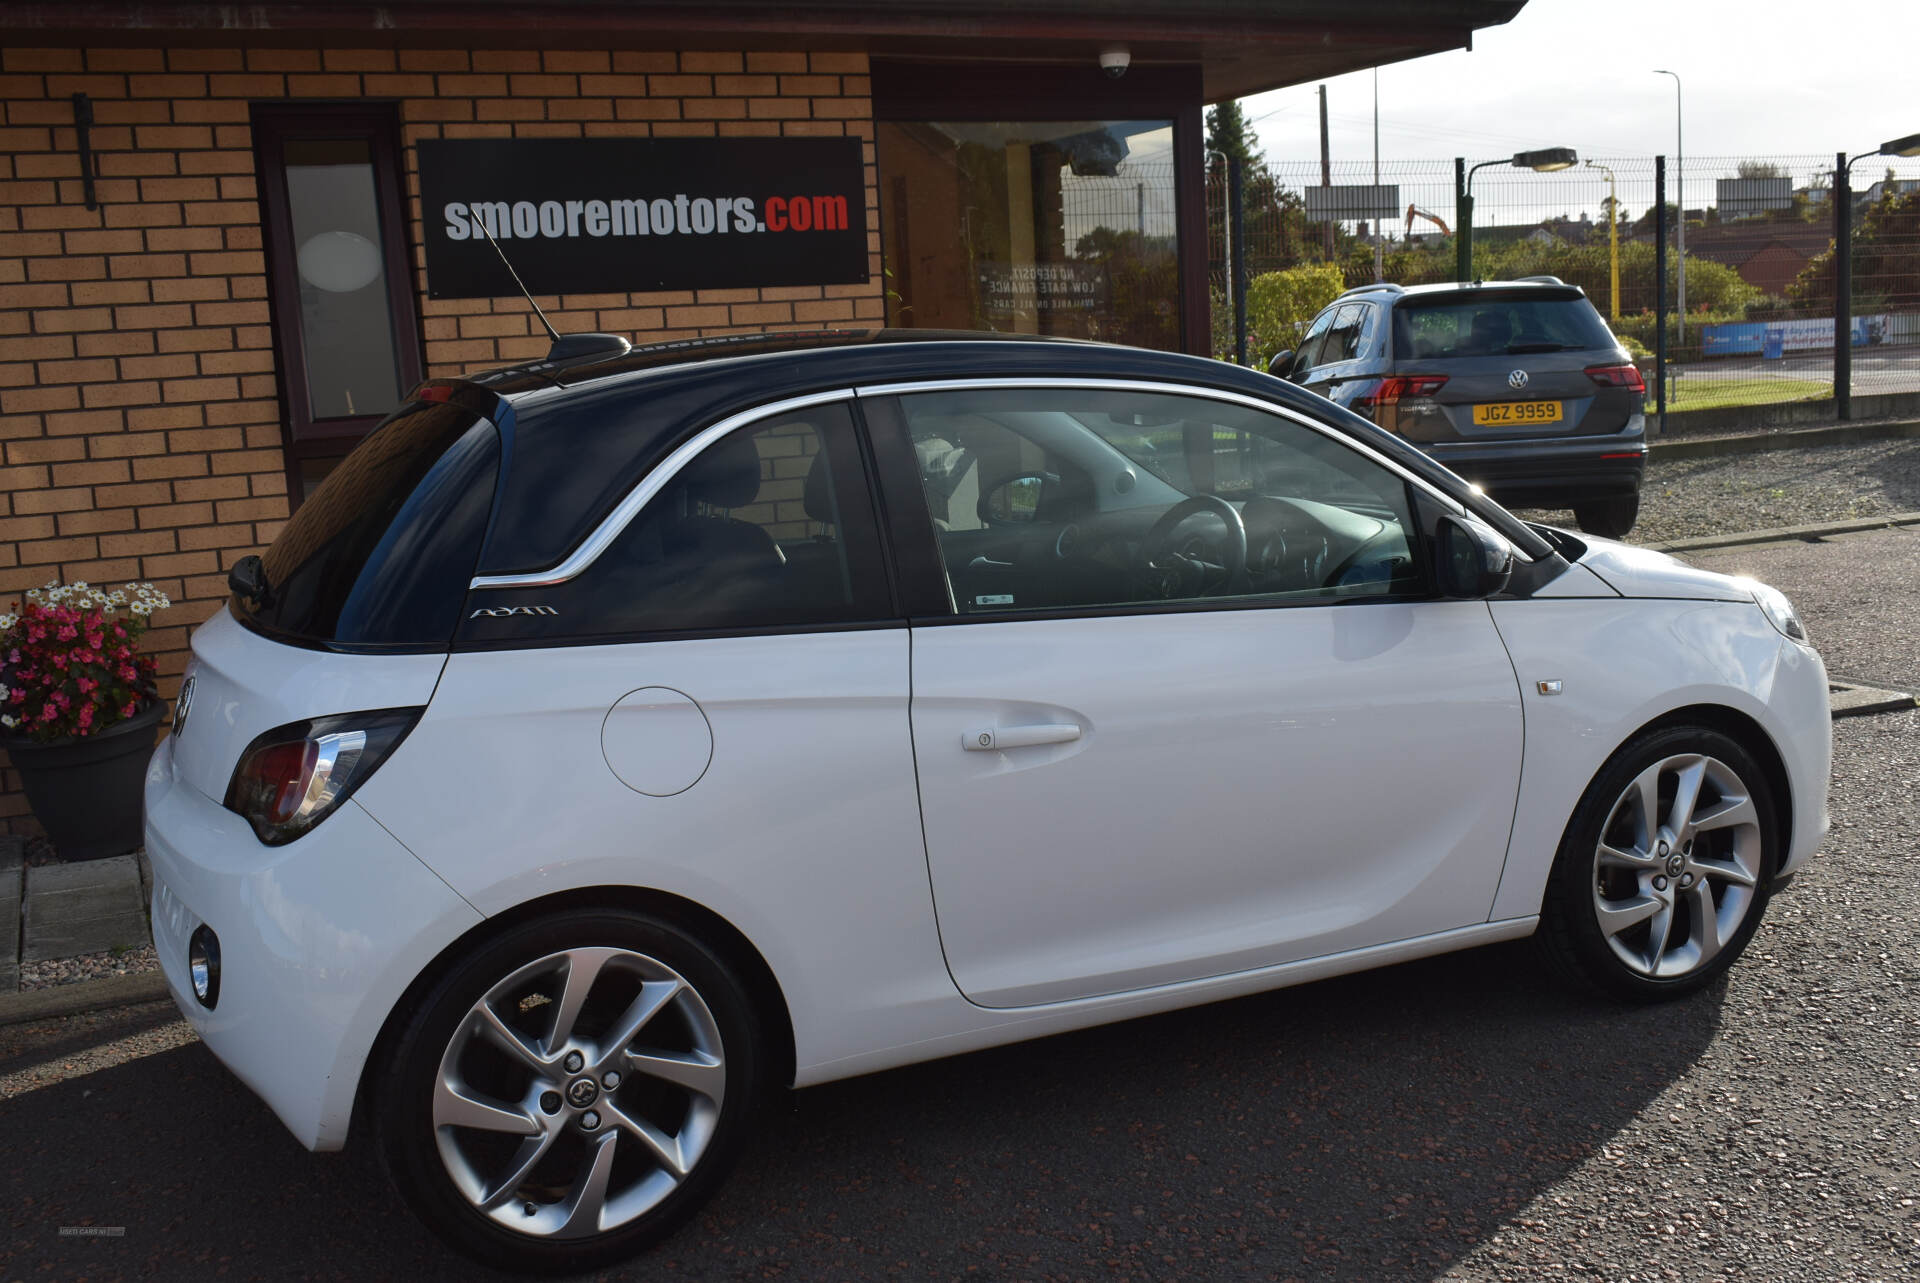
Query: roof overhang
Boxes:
[{"xmin": 3, "ymin": 0, "xmax": 1529, "ymax": 101}]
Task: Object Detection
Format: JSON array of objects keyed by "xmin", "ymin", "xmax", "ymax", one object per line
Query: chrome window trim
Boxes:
[
  {"xmin": 851, "ymin": 375, "xmax": 1532, "ymax": 561},
  {"xmin": 469, "ymin": 387, "xmax": 858, "ymax": 590}
]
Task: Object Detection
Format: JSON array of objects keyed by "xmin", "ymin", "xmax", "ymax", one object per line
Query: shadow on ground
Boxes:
[{"xmin": 0, "ymin": 941, "xmax": 1726, "ymax": 1281}]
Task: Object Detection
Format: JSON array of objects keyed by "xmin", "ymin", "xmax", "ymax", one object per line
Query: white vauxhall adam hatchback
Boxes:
[{"xmin": 145, "ymin": 330, "xmax": 1831, "ymax": 1273}]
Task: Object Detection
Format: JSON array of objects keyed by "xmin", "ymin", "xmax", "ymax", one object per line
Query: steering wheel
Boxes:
[
  {"xmin": 1136, "ymin": 494, "xmax": 1248, "ymax": 599},
  {"xmin": 1242, "ymin": 495, "xmax": 1331, "ymax": 591}
]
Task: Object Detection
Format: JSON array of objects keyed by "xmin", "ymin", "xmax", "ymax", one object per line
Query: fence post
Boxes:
[
  {"xmin": 1834, "ymin": 151, "xmax": 1852, "ymax": 421},
  {"xmin": 1454, "ymin": 157, "xmax": 1470, "ymax": 283},
  {"xmin": 1229, "ymin": 155, "xmax": 1248, "ymax": 365},
  {"xmin": 1654, "ymin": 155, "xmax": 1667, "ymax": 433}
]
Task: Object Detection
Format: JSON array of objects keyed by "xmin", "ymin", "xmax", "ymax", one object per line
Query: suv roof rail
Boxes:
[
  {"xmin": 1339, "ymin": 282, "xmax": 1404, "ymax": 298},
  {"xmin": 1516, "ymin": 274, "xmax": 1566, "ymax": 285}
]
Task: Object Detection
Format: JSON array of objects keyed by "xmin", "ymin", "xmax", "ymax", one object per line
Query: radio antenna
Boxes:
[{"xmin": 471, "ymin": 212, "xmax": 561, "ymax": 346}]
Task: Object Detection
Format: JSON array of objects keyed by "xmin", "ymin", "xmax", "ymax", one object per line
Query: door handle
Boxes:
[{"xmin": 963, "ymin": 723, "xmax": 1082, "ymax": 751}]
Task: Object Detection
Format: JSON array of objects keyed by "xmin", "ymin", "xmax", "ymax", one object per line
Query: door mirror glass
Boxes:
[
  {"xmin": 982, "ymin": 473, "xmax": 1048, "ymax": 524},
  {"xmin": 1436, "ymin": 514, "xmax": 1515, "ymax": 598}
]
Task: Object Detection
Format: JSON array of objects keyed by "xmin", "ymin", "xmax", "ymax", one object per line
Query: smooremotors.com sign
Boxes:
[{"xmin": 417, "ymin": 137, "xmax": 868, "ymax": 298}]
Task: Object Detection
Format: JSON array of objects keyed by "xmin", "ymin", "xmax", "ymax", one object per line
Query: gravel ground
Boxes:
[
  {"xmin": 17, "ymin": 945, "xmax": 159, "ymax": 991},
  {"xmin": 1514, "ymin": 436, "xmax": 1920, "ymax": 545}
]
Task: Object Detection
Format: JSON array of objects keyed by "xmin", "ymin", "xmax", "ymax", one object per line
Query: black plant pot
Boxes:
[{"xmin": 3, "ymin": 700, "xmax": 165, "ymax": 861}]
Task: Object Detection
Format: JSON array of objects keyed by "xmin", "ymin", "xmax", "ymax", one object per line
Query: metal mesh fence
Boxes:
[{"xmin": 1208, "ymin": 152, "xmax": 1920, "ymax": 420}]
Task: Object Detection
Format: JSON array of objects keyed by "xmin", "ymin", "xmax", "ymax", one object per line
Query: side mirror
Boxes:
[
  {"xmin": 981, "ymin": 473, "xmax": 1048, "ymax": 524},
  {"xmin": 1435, "ymin": 514, "xmax": 1514, "ymax": 598},
  {"xmin": 1266, "ymin": 349, "xmax": 1295, "ymax": 377}
]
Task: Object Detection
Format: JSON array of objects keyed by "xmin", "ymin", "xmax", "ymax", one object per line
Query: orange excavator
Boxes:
[{"xmin": 1406, "ymin": 204, "xmax": 1451, "ymax": 236}]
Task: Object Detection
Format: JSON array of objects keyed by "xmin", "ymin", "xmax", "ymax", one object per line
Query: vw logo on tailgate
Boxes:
[{"xmin": 1507, "ymin": 369, "xmax": 1530, "ymax": 390}]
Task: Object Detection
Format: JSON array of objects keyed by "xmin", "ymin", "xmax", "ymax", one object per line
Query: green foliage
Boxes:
[
  {"xmin": 1240, "ymin": 263, "xmax": 1346, "ymax": 359},
  {"xmin": 1205, "ymin": 102, "xmax": 1263, "ymax": 177},
  {"xmin": 1789, "ymin": 187, "xmax": 1920, "ymax": 311}
]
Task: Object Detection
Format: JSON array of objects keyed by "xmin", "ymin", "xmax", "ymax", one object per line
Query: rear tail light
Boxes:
[
  {"xmin": 1585, "ymin": 363, "xmax": 1646, "ymax": 393},
  {"xmin": 1358, "ymin": 374, "xmax": 1449, "ymax": 408},
  {"xmin": 224, "ymin": 708, "xmax": 421, "ymax": 845}
]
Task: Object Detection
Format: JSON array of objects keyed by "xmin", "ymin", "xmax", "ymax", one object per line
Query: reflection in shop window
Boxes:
[{"xmin": 878, "ymin": 121, "xmax": 1179, "ymax": 352}]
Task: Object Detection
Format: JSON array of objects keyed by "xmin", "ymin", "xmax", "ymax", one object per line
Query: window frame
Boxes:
[
  {"xmin": 858, "ymin": 377, "xmax": 1459, "ymax": 627},
  {"xmin": 252, "ymin": 101, "xmax": 425, "ymax": 506},
  {"xmin": 452, "ymin": 393, "xmax": 901, "ymax": 651}
]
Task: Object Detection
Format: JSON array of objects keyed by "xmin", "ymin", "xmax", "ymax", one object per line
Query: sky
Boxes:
[{"xmin": 1240, "ymin": 0, "xmax": 1919, "ymax": 219}]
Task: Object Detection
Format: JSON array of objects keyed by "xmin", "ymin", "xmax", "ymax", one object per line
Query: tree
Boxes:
[
  {"xmin": 1790, "ymin": 186, "xmax": 1920, "ymax": 311},
  {"xmin": 1205, "ymin": 101, "xmax": 1263, "ymax": 177},
  {"xmin": 1737, "ymin": 160, "xmax": 1788, "ymax": 179}
]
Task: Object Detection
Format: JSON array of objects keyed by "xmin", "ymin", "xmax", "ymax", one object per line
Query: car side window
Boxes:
[
  {"xmin": 894, "ymin": 387, "xmax": 1425, "ymax": 618},
  {"xmin": 1288, "ymin": 308, "xmax": 1337, "ymax": 378},
  {"xmin": 1324, "ymin": 303, "xmax": 1369, "ymax": 363},
  {"xmin": 457, "ymin": 401, "xmax": 890, "ymax": 643}
]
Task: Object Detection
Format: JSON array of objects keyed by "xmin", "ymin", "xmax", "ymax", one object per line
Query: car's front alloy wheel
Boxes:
[
  {"xmin": 378, "ymin": 911, "xmax": 767, "ymax": 1274},
  {"xmin": 1540, "ymin": 726, "xmax": 1779, "ymax": 1001}
]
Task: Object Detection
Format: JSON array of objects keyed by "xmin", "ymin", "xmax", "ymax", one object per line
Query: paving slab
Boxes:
[
  {"xmin": 0, "ymin": 835, "xmax": 21, "ymax": 993},
  {"xmin": 21, "ymin": 853, "xmax": 150, "ymax": 964}
]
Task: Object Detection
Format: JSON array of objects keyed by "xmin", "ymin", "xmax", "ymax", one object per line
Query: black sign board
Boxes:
[{"xmin": 417, "ymin": 137, "xmax": 868, "ymax": 299}]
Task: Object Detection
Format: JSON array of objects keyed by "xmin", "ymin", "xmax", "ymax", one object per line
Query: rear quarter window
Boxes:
[{"xmin": 237, "ymin": 400, "xmax": 500, "ymax": 649}]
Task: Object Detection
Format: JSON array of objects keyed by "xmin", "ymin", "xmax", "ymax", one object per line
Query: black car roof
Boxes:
[{"xmin": 416, "ymin": 329, "xmax": 1545, "ymax": 574}]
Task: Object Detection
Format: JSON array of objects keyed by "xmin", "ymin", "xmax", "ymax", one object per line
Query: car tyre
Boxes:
[
  {"xmin": 375, "ymin": 909, "xmax": 769, "ymax": 1275},
  {"xmin": 1537, "ymin": 725, "xmax": 1779, "ymax": 1003},
  {"xmin": 1572, "ymin": 493, "xmax": 1639, "ymax": 539}
]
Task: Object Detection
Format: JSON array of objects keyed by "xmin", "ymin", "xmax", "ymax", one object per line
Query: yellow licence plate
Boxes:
[{"xmin": 1473, "ymin": 400, "xmax": 1562, "ymax": 427}]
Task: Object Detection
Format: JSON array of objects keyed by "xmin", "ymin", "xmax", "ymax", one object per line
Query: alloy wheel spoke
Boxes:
[
  {"xmin": 1644, "ymin": 904, "xmax": 1676, "ymax": 971},
  {"xmin": 1598, "ymin": 841, "xmax": 1657, "ymax": 870},
  {"xmin": 474, "ymin": 1002, "xmax": 550, "ymax": 1074},
  {"xmin": 479, "ymin": 1129, "xmax": 561, "ymax": 1211},
  {"xmin": 558, "ymin": 1131, "xmax": 621, "ymax": 1237},
  {"xmin": 625, "ymin": 1047, "xmax": 725, "ymax": 1102},
  {"xmin": 1688, "ymin": 881, "xmax": 1725, "ymax": 966},
  {"xmin": 1596, "ymin": 893, "xmax": 1662, "ymax": 939},
  {"xmin": 545, "ymin": 947, "xmax": 620, "ymax": 1055},
  {"xmin": 604, "ymin": 1100, "xmax": 691, "ymax": 1179},
  {"xmin": 1666, "ymin": 758, "xmax": 1707, "ymax": 838},
  {"xmin": 597, "ymin": 980, "xmax": 683, "ymax": 1066},
  {"xmin": 1689, "ymin": 794, "xmax": 1756, "ymax": 836},
  {"xmin": 1693, "ymin": 853, "xmax": 1757, "ymax": 888},
  {"xmin": 434, "ymin": 1077, "xmax": 542, "ymax": 1137}
]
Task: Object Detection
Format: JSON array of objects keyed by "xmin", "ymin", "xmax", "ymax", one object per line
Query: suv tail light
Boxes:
[
  {"xmin": 1584, "ymin": 363, "xmax": 1646, "ymax": 392},
  {"xmin": 1358, "ymin": 374, "xmax": 1449, "ymax": 408},
  {"xmin": 225, "ymin": 708, "xmax": 422, "ymax": 845}
]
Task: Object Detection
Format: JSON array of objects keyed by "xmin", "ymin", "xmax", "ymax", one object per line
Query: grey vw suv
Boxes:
[{"xmin": 1272, "ymin": 279, "xmax": 1646, "ymax": 537}]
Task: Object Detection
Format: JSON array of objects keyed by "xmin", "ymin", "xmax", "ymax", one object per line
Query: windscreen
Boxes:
[
  {"xmin": 235, "ymin": 400, "xmax": 500, "ymax": 648},
  {"xmin": 1392, "ymin": 291, "xmax": 1618, "ymax": 359}
]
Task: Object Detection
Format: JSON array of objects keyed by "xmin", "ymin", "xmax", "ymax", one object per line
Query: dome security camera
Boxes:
[{"xmin": 1099, "ymin": 47, "xmax": 1130, "ymax": 79}]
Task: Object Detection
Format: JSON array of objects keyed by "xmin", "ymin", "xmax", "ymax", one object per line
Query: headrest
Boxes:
[{"xmin": 680, "ymin": 433, "xmax": 762, "ymax": 510}]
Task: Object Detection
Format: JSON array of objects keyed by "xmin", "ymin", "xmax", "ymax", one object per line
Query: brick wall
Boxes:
[{"xmin": 0, "ymin": 43, "xmax": 883, "ymax": 834}]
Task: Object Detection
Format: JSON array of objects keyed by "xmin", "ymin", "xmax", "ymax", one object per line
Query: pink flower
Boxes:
[
  {"xmin": 121, "ymin": 701, "xmax": 138, "ymax": 718},
  {"xmin": 77, "ymin": 703, "xmax": 94, "ymax": 729}
]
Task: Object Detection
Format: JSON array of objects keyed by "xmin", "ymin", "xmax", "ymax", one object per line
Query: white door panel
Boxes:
[
  {"xmin": 910, "ymin": 602, "xmax": 1524, "ymax": 1008},
  {"xmin": 353, "ymin": 629, "xmax": 954, "ymax": 1073}
]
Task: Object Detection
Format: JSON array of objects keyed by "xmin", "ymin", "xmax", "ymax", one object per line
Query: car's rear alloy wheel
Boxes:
[
  {"xmin": 378, "ymin": 912, "xmax": 767, "ymax": 1274},
  {"xmin": 1540, "ymin": 726, "xmax": 1779, "ymax": 1001}
]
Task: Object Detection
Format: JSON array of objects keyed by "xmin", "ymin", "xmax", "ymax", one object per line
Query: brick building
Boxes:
[{"xmin": 0, "ymin": 0, "xmax": 1524, "ymax": 832}]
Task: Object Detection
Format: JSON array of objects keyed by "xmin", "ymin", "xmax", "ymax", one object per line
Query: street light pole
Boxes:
[
  {"xmin": 1585, "ymin": 160, "xmax": 1619, "ymax": 320},
  {"xmin": 1834, "ymin": 132, "xmax": 1920, "ymax": 419},
  {"xmin": 1654, "ymin": 70, "xmax": 1685, "ymax": 342},
  {"xmin": 1457, "ymin": 147, "xmax": 1578, "ymax": 284}
]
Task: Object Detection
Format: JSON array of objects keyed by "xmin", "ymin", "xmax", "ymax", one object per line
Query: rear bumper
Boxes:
[
  {"xmin": 1421, "ymin": 435, "xmax": 1646, "ymax": 507},
  {"xmin": 145, "ymin": 737, "xmax": 483, "ymax": 1150}
]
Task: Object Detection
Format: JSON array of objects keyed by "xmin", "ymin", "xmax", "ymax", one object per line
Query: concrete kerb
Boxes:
[
  {"xmin": 1650, "ymin": 510, "xmax": 1920, "ymax": 554},
  {"xmin": 0, "ymin": 970, "xmax": 171, "ymax": 1027},
  {"xmin": 1651, "ymin": 417, "xmax": 1920, "ymax": 461}
]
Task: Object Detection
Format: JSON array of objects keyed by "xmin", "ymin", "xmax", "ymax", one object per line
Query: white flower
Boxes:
[
  {"xmin": 0, "ymin": 714, "xmax": 14, "ymax": 730},
  {"xmin": 0, "ymin": 614, "xmax": 14, "ymax": 631}
]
